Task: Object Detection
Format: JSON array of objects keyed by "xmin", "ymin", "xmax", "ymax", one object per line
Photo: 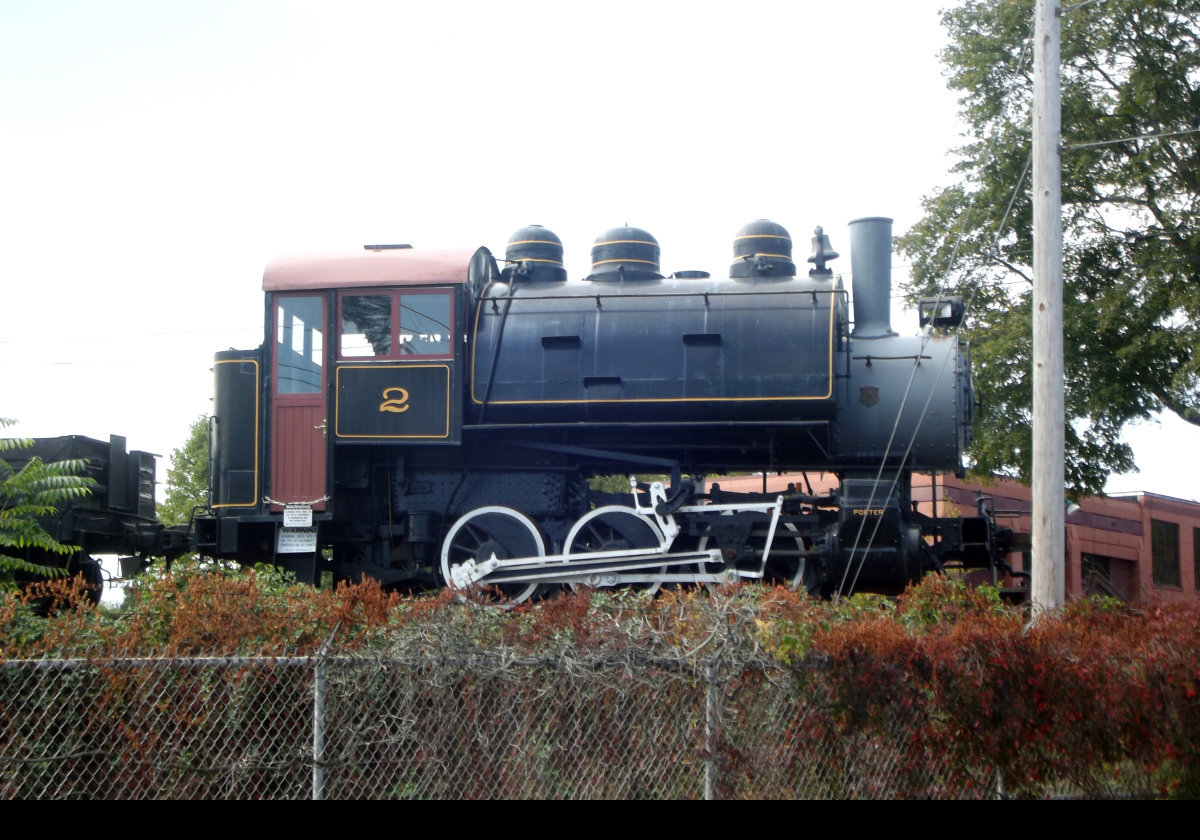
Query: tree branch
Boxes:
[
  {"xmin": 988, "ymin": 255, "xmax": 1033, "ymax": 285},
  {"xmin": 1147, "ymin": 385, "xmax": 1200, "ymax": 428}
]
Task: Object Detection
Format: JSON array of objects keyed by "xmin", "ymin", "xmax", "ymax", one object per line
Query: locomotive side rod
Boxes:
[{"xmin": 449, "ymin": 547, "xmax": 726, "ymax": 589}]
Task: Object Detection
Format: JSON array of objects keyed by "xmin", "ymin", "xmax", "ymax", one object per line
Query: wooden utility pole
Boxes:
[{"xmin": 1031, "ymin": 0, "xmax": 1065, "ymax": 616}]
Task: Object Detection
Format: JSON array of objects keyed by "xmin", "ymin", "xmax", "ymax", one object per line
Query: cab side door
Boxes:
[{"xmin": 269, "ymin": 293, "xmax": 329, "ymax": 508}]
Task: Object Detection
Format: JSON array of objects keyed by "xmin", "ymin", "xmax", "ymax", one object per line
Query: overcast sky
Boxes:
[{"xmin": 2, "ymin": 0, "xmax": 1196, "ymax": 502}]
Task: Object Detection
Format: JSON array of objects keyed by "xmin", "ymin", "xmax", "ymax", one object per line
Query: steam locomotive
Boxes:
[{"xmin": 182, "ymin": 216, "xmax": 1011, "ymax": 599}]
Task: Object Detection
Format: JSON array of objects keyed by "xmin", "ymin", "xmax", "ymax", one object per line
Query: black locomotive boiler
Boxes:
[{"xmin": 193, "ymin": 216, "xmax": 1011, "ymax": 599}]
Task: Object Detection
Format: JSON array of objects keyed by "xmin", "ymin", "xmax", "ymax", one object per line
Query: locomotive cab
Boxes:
[{"xmin": 202, "ymin": 246, "xmax": 487, "ymax": 582}]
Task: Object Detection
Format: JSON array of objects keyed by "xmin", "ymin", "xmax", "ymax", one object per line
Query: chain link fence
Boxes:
[{"xmin": 2, "ymin": 645, "xmax": 992, "ymax": 799}]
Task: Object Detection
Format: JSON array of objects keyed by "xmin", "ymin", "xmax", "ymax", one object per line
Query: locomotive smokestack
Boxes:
[{"xmin": 849, "ymin": 216, "xmax": 896, "ymax": 338}]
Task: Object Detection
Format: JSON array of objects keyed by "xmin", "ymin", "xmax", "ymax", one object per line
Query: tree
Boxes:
[
  {"xmin": 159, "ymin": 415, "xmax": 209, "ymax": 528},
  {"xmin": 898, "ymin": 0, "xmax": 1199, "ymax": 494},
  {"xmin": 156, "ymin": 415, "xmax": 233, "ymax": 574},
  {"xmin": 0, "ymin": 418, "xmax": 95, "ymax": 581}
]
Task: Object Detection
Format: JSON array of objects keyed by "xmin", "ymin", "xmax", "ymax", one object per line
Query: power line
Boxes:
[{"xmin": 1064, "ymin": 126, "xmax": 1200, "ymax": 150}]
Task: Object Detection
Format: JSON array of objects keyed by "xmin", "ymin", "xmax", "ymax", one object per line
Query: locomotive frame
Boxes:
[{"xmin": 192, "ymin": 217, "xmax": 1016, "ymax": 599}]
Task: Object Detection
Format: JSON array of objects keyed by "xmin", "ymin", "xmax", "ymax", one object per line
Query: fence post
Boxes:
[
  {"xmin": 313, "ymin": 655, "xmax": 326, "ymax": 800},
  {"xmin": 704, "ymin": 656, "xmax": 720, "ymax": 800}
]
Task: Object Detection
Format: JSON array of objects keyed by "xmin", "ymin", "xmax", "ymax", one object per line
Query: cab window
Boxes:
[
  {"xmin": 276, "ymin": 296, "xmax": 324, "ymax": 393},
  {"xmin": 338, "ymin": 289, "xmax": 452, "ymax": 359},
  {"xmin": 399, "ymin": 292, "xmax": 451, "ymax": 356},
  {"xmin": 341, "ymin": 294, "xmax": 391, "ymax": 357}
]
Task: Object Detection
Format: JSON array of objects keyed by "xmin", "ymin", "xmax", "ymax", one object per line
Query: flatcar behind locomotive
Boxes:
[{"xmin": 193, "ymin": 216, "xmax": 1012, "ymax": 599}]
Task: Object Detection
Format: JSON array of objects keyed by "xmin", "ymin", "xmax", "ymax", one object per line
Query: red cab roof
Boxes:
[{"xmin": 262, "ymin": 248, "xmax": 479, "ymax": 291}]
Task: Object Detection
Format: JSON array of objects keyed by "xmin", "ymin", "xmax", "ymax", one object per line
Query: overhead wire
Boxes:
[{"xmin": 1064, "ymin": 126, "xmax": 1200, "ymax": 150}]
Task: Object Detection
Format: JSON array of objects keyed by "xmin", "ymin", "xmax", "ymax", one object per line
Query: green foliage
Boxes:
[
  {"xmin": 159, "ymin": 415, "xmax": 208, "ymax": 527},
  {"xmin": 892, "ymin": 572, "xmax": 1008, "ymax": 630},
  {"xmin": 249, "ymin": 562, "xmax": 299, "ymax": 593},
  {"xmin": 587, "ymin": 474, "xmax": 667, "ymax": 495},
  {"xmin": 0, "ymin": 419, "xmax": 95, "ymax": 581},
  {"xmin": 898, "ymin": 0, "xmax": 1200, "ymax": 494},
  {"xmin": 154, "ymin": 415, "xmax": 233, "ymax": 574}
]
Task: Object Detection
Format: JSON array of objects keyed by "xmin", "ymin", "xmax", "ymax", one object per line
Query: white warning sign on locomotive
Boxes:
[
  {"xmin": 283, "ymin": 503, "xmax": 313, "ymax": 528},
  {"xmin": 276, "ymin": 526, "xmax": 318, "ymax": 554}
]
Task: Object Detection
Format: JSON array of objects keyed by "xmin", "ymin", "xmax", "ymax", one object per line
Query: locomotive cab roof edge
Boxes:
[{"xmin": 262, "ymin": 247, "xmax": 482, "ymax": 291}]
